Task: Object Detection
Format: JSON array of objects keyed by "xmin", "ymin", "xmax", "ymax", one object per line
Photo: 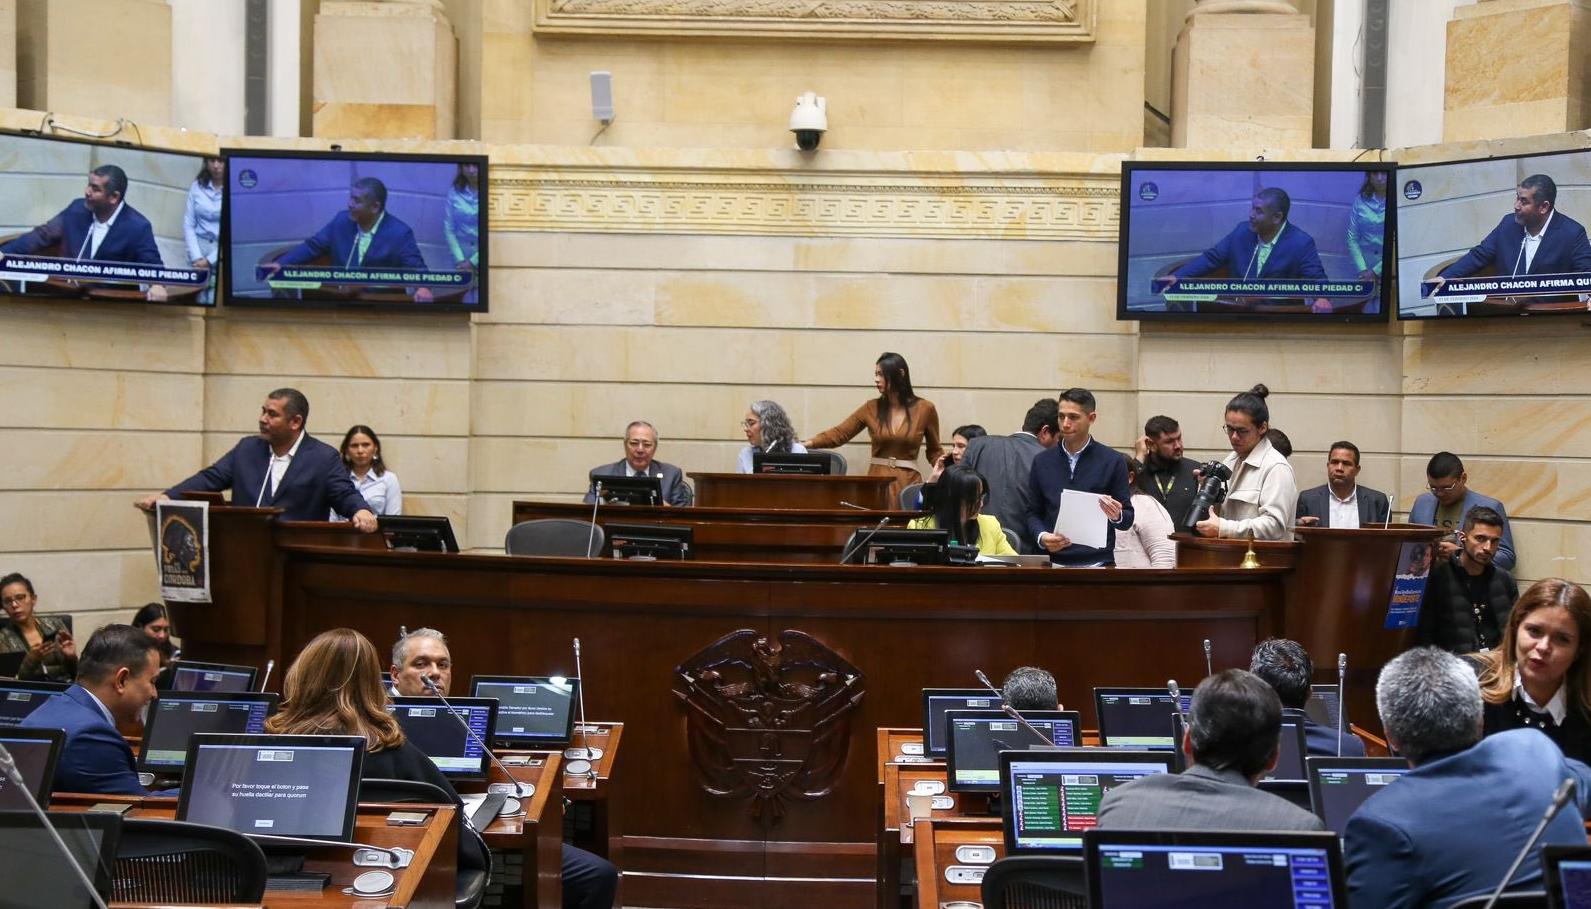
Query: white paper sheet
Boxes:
[{"xmin": 1054, "ymin": 489, "xmax": 1108, "ymax": 549}]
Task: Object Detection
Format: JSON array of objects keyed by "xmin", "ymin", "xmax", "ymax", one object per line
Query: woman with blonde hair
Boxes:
[{"xmin": 1473, "ymin": 578, "xmax": 1591, "ymax": 763}]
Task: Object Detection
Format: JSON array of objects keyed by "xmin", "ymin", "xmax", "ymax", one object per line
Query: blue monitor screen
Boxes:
[
  {"xmin": 1118, "ymin": 163, "xmax": 1393, "ymax": 322},
  {"xmin": 387, "ymin": 697, "xmax": 494, "ymax": 778},
  {"xmin": 140, "ymin": 695, "xmax": 275, "ymax": 771},
  {"xmin": 0, "ymin": 682, "xmax": 65, "ymax": 727},
  {"xmin": 1093, "ymin": 842, "xmax": 1338, "ymax": 908}
]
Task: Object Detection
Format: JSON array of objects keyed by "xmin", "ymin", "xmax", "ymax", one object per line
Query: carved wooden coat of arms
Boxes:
[{"xmin": 674, "ymin": 629, "xmax": 865, "ymax": 824}]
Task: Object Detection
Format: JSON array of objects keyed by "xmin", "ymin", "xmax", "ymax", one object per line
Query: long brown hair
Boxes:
[
  {"xmin": 265, "ymin": 628, "xmax": 404, "ymax": 751},
  {"xmin": 1475, "ymin": 579, "xmax": 1591, "ymax": 716}
]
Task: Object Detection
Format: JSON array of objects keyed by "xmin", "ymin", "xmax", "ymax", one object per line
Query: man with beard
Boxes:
[
  {"xmin": 1416, "ymin": 507, "xmax": 1518, "ymax": 654},
  {"xmin": 1134, "ymin": 415, "xmax": 1198, "ymax": 534}
]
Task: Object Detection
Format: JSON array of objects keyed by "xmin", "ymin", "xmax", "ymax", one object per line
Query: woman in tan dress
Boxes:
[{"xmin": 806, "ymin": 352, "xmax": 942, "ymax": 501}]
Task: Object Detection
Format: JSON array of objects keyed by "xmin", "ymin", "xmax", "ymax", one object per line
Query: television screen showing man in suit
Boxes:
[
  {"xmin": 1398, "ymin": 149, "xmax": 1591, "ymax": 319},
  {"xmin": 224, "ymin": 151, "xmax": 487, "ymax": 310},
  {"xmin": 0, "ymin": 132, "xmax": 214, "ymax": 305},
  {"xmin": 1118, "ymin": 164, "xmax": 1391, "ymax": 321}
]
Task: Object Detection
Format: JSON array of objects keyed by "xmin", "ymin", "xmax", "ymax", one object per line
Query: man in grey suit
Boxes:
[
  {"xmin": 1097, "ymin": 669, "xmax": 1325, "ymax": 832},
  {"xmin": 583, "ymin": 421, "xmax": 693, "ymax": 507},
  {"xmin": 1296, "ymin": 440, "xmax": 1390, "ymax": 529},
  {"xmin": 960, "ymin": 399, "xmax": 1059, "ymax": 554}
]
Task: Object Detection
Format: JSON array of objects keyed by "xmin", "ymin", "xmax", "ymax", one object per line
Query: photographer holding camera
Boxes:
[{"xmin": 1192, "ymin": 384, "xmax": 1297, "ymax": 541}]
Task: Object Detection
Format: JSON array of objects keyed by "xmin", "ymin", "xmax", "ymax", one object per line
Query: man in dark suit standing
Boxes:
[
  {"xmin": 135, "ymin": 387, "xmax": 376, "ymax": 530},
  {"xmin": 584, "ymin": 421, "xmax": 693, "ymax": 507},
  {"xmin": 1097, "ymin": 669, "xmax": 1325, "ymax": 832},
  {"xmin": 0, "ymin": 164, "xmax": 170, "ymax": 301},
  {"xmin": 1025, "ymin": 388, "xmax": 1133, "ymax": 567},
  {"xmin": 1249, "ymin": 638, "xmax": 1365, "ymax": 757},
  {"xmin": 960, "ymin": 398, "xmax": 1058, "ymax": 554},
  {"xmin": 265, "ymin": 177, "xmax": 434, "ymax": 302},
  {"xmin": 1346, "ymin": 647, "xmax": 1591, "ymax": 909},
  {"xmin": 1435, "ymin": 173, "xmax": 1591, "ymax": 288},
  {"xmin": 20, "ymin": 625, "xmax": 162, "ymax": 795},
  {"xmin": 1296, "ymin": 440, "xmax": 1390, "ymax": 529}
]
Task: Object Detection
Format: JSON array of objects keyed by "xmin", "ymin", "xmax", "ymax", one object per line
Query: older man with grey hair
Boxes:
[
  {"xmin": 1346, "ymin": 647, "xmax": 1591, "ymax": 909},
  {"xmin": 391, "ymin": 627, "xmax": 452, "ymax": 697}
]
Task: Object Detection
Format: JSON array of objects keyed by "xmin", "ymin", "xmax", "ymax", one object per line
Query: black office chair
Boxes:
[
  {"xmin": 1449, "ymin": 892, "xmax": 1547, "ymax": 908},
  {"xmin": 819, "ymin": 450, "xmax": 848, "ymax": 475},
  {"xmin": 980, "ymin": 855, "xmax": 1088, "ymax": 909},
  {"xmin": 1002, "ymin": 527, "xmax": 1021, "ymax": 553},
  {"xmin": 112, "ymin": 818, "xmax": 268, "ymax": 904},
  {"xmin": 360, "ymin": 778, "xmax": 491, "ymax": 909},
  {"xmin": 899, "ymin": 482, "xmax": 924, "ymax": 511},
  {"xmin": 504, "ymin": 519, "xmax": 604, "ymax": 558}
]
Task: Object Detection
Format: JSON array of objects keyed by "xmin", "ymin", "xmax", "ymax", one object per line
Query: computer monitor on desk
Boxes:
[
  {"xmin": 606, "ymin": 523, "xmax": 693, "ymax": 561},
  {"xmin": 1094, "ymin": 687, "xmax": 1191, "ymax": 750},
  {"xmin": 922, "ymin": 688, "xmax": 1000, "ymax": 759},
  {"xmin": 470, "ymin": 675, "xmax": 578, "ymax": 747},
  {"xmin": 0, "ymin": 679, "xmax": 68, "ymax": 727},
  {"xmin": 0, "ymin": 811, "xmax": 121, "ymax": 908},
  {"xmin": 590, "ymin": 474, "xmax": 661, "ymax": 506},
  {"xmin": 377, "ymin": 515, "xmax": 460, "ymax": 553},
  {"xmin": 0, "ymin": 727, "xmax": 65, "ymax": 809},
  {"xmin": 387, "ymin": 696, "xmax": 497, "ymax": 780},
  {"xmin": 842, "ymin": 528, "xmax": 950, "ymax": 566},
  {"xmin": 945, "ymin": 709, "xmax": 1080, "ymax": 793},
  {"xmin": 1305, "ymin": 757, "xmax": 1410, "ymax": 836},
  {"xmin": 162, "ymin": 660, "xmax": 259, "ymax": 694},
  {"xmin": 750, "ymin": 452, "xmax": 832, "ymax": 475},
  {"xmin": 1305, "ymin": 684, "xmax": 1346, "ymax": 731},
  {"xmin": 1085, "ymin": 830, "xmax": 1347, "ymax": 908},
  {"xmin": 138, "ymin": 691, "xmax": 278, "ymax": 775},
  {"xmin": 177, "ymin": 733, "xmax": 365, "ymax": 841},
  {"xmin": 1000, "ymin": 750, "xmax": 1176, "ymax": 854}
]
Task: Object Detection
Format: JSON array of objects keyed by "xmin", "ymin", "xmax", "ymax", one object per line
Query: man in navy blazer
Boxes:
[
  {"xmin": 1249, "ymin": 638, "xmax": 1365, "ymax": 757},
  {"xmin": 0, "ymin": 164, "xmax": 164, "ymax": 268},
  {"xmin": 1408, "ymin": 451, "xmax": 1515, "ymax": 572},
  {"xmin": 583, "ymin": 421, "xmax": 693, "ymax": 507},
  {"xmin": 266, "ymin": 177, "xmax": 433, "ymax": 302},
  {"xmin": 1437, "ymin": 174, "xmax": 1591, "ymax": 286},
  {"xmin": 1345, "ymin": 647, "xmax": 1591, "ymax": 909},
  {"xmin": 1025, "ymin": 388, "xmax": 1132, "ymax": 566},
  {"xmin": 135, "ymin": 388, "xmax": 377, "ymax": 531},
  {"xmin": 1170, "ymin": 187, "xmax": 1329, "ymax": 284},
  {"xmin": 20, "ymin": 625, "xmax": 162, "ymax": 796},
  {"xmin": 1295, "ymin": 441, "xmax": 1391, "ymax": 529}
]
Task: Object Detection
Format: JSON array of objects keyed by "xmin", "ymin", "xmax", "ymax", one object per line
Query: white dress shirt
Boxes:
[
  {"xmin": 1329, "ymin": 486, "xmax": 1360, "ymax": 529},
  {"xmin": 1515, "ymin": 675, "xmax": 1568, "ymax": 725},
  {"xmin": 1521, "ymin": 210, "xmax": 1554, "ymax": 274},
  {"xmin": 82, "ymin": 201, "xmax": 125, "ymax": 259},
  {"xmin": 263, "ymin": 431, "xmax": 306, "ymax": 503}
]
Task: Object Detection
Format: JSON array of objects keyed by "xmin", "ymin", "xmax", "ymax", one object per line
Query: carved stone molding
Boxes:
[
  {"xmin": 533, "ymin": 0, "xmax": 1096, "ymax": 43},
  {"xmin": 674, "ymin": 629, "xmax": 865, "ymax": 825},
  {"xmin": 489, "ymin": 167, "xmax": 1120, "ymax": 241}
]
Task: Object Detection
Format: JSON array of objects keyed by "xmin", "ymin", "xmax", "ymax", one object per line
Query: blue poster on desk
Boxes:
[{"xmin": 1385, "ymin": 541, "xmax": 1433, "ymax": 629}]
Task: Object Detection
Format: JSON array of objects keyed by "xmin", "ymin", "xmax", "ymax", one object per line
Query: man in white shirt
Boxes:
[
  {"xmin": 1295, "ymin": 441, "xmax": 1391, "ymax": 529},
  {"xmin": 1436, "ymin": 173, "xmax": 1591, "ymax": 289}
]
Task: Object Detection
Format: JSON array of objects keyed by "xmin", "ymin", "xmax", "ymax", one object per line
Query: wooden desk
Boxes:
[
  {"xmin": 910, "ymin": 817, "xmax": 1004, "ymax": 909},
  {"xmin": 460, "ymin": 750, "xmax": 563, "ymax": 909},
  {"xmin": 688, "ymin": 472, "xmax": 895, "ymax": 510},
  {"xmin": 511, "ymin": 500, "xmax": 915, "ymax": 563},
  {"xmin": 51, "ymin": 794, "xmax": 457, "ymax": 908}
]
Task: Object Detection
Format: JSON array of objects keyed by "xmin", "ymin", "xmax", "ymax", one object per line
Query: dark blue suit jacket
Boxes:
[
  {"xmin": 1440, "ymin": 211, "xmax": 1591, "ymax": 279},
  {"xmin": 1409, "ymin": 489, "xmax": 1516, "ymax": 572},
  {"xmin": 1345, "ymin": 730, "xmax": 1591, "ymax": 909},
  {"xmin": 0, "ymin": 199, "xmax": 163, "ymax": 266},
  {"xmin": 1175, "ymin": 220, "xmax": 1328, "ymax": 281},
  {"xmin": 165, "ymin": 434, "xmax": 370, "ymax": 521},
  {"xmin": 19, "ymin": 685, "xmax": 147, "ymax": 796},
  {"xmin": 277, "ymin": 211, "xmax": 427, "ymax": 271},
  {"xmin": 1287, "ymin": 709, "xmax": 1366, "ymax": 757},
  {"xmin": 1025, "ymin": 440, "xmax": 1134, "ymax": 566}
]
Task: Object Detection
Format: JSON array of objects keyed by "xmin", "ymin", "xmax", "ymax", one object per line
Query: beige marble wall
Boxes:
[
  {"xmin": 0, "ymin": 0, "xmax": 15, "ymax": 108},
  {"xmin": 1172, "ymin": 11, "xmax": 1316, "ymax": 149},
  {"xmin": 313, "ymin": 0, "xmax": 458, "ymax": 139},
  {"xmin": 478, "ymin": 0, "xmax": 1144, "ymax": 152},
  {"xmin": 1444, "ymin": 0, "xmax": 1591, "ymax": 142},
  {"xmin": 15, "ymin": 0, "xmax": 172, "ymax": 127}
]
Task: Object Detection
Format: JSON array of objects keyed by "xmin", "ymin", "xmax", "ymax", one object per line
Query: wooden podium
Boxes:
[
  {"xmin": 688, "ymin": 472, "xmax": 894, "ymax": 510},
  {"xmin": 1173, "ymin": 524, "xmax": 1445, "ymax": 724}
]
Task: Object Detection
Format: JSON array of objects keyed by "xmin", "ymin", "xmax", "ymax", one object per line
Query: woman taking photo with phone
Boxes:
[{"xmin": 0, "ymin": 573, "xmax": 77, "ymax": 682}]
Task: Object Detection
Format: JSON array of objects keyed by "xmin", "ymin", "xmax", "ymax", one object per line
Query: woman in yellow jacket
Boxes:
[{"xmin": 907, "ymin": 464, "xmax": 1018, "ymax": 557}]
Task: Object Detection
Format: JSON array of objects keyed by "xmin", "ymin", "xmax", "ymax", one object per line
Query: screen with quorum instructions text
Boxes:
[
  {"xmin": 1118, "ymin": 161, "xmax": 1394, "ymax": 323},
  {"xmin": 177, "ymin": 735, "xmax": 364, "ymax": 841},
  {"xmin": 1002, "ymin": 752, "xmax": 1175, "ymax": 853},
  {"xmin": 471, "ymin": 676, "xmax": 578, "ymax": 746}
]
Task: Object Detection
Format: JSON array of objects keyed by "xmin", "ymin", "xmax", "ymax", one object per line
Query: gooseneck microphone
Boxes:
[
  {"xmin": 1336, "ymin": 653, "xmax": 1348, "ymax": 756},
  {"xmin": 586, "ymin": 480, "xmax": 603, "ymax": 559},
  {"xmin": 422, "ymin": 676, "xmax": 534, "ymax": 800},
  {"xmin": 565, "ymin": 638, "xmax": 600, "ymax": 778},
  {"xmin": 259, "ymin": 658, "xmax": 275, "ymax": 693},
  {"xmin": 1202, "ymin": 639, "xmax": 1213, "ymax": 678},
  {"xmin": 1479, "ymin": 778, "xmax": 1577, "ymax": 909},
  {"xmin": 839, "ymin": 516, "xmax": 891, "ymax": 564},
  {"xmin": 0, "ymin": 742, "xmax": 111, "ymax": 909},
  {"xmin": 1167, "ymin": 680, "xmax": 1187, "ymax": 722},
  {"xmin": 838, "ymin": 501, "xmax": 870, "ymax": 511},
  {"xmin": 973, "ymin": 669, "xmax": 1054, "ymax": 747}
]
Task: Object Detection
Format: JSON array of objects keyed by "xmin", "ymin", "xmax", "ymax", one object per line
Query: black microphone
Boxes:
[
  {"xmin": 973, "ymin": 669, "xmax": 1054, "ymax": 747},
  {"xmin": 839, "ymin": 516, "xmax": 891, "ymax": 564},
  {"xmin": 421, "ymin": 676, "xmax": 534, "ymax": 801},
  {"xmin": 1479, "ymin": 778, "xmax": 1577, "ymax": 909},
  {"xmin": 1337, "ymin": 653, "xmax": 1348, "ymax": 757},
  {"xmin": 586, "ymin": 480, "xmax": 603, "ymax": 558},
  {"xmin": 1202, "ymin": 639, "xmax": 1213, "ymax": 678}
]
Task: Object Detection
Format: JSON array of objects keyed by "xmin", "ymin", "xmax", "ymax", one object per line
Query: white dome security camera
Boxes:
[{"xmin": 789, "ymin": 91, "xmax": 827, "ymax": 151}]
